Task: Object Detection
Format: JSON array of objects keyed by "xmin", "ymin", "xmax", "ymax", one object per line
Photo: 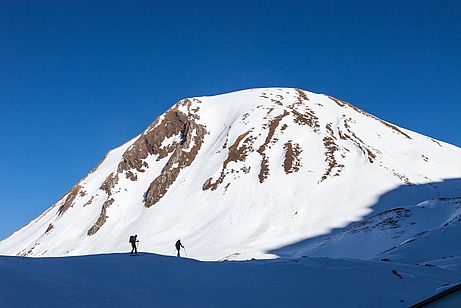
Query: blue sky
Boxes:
[{"xmin": 1, "ymin": 0, "xmax": 460, "ymax": 240}]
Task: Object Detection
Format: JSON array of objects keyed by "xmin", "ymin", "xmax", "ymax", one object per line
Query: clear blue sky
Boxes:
[{"xmin": 1, "ymin": 0, "xmax": 460, "ymax": 240}]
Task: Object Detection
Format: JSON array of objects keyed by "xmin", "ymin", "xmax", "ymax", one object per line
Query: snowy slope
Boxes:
[
  {"xmin": 1, "ymin": 253, "xmax": 459, "ymax": 308},
  {"xmin": 1, "ymin": 88, "xmax": 461, "ymax": 261},
  {"xmin": 275, "ymin": 198, "xmax": 461, "ymax": 262}
]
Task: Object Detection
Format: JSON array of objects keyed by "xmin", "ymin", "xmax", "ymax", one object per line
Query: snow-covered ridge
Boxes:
[{"xmin": 1, "ymin": 87, "xmax": 460, "ymax": 261}]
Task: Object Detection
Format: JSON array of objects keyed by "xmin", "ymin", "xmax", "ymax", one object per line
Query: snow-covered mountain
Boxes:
[{"xmin": 1, "ymin": 88, "xmax": 461, "ymax": 261}]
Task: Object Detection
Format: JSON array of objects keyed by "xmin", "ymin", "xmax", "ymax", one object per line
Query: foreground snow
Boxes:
[{"xmin": 0, "ymin": 253, "xmax": 459, "ymax": 308}]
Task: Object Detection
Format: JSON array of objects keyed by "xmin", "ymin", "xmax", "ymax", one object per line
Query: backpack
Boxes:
[{"xmin": 129, "ymin": 235, "xmax": 134, "ymax": 243}]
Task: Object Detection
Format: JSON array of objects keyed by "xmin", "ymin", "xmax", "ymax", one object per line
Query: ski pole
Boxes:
[{"xmin": 183, "ymin": 247, "xmax": 188, "ymax": 257}]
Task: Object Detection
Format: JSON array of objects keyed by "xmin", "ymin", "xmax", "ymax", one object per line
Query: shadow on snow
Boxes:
[{"xmin": 269, "ymin": 177, "xmax": 461, "ymax": 258}]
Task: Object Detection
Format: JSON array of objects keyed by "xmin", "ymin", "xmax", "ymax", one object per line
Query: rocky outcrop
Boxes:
[
  {"xmin": 99, "ymin": 173, "xmax": 119, "ymax": 195},
  {"xmin": 116, "ymin": 100, "xmax": 206, "ymax": 181},
  {"xmin": 203, "ymin": 131, "xmax": 255, "ymax": 191},
  {"xmin": 58, "ymin": 184, "xmax": 82, "ymax": 215},
  {"xmin": 45, "ymin": 223, "xmax": 54, "ymax": 234},
  {"xmin": 321, "ymin": 136, "xmax": 343, "ymax": 182},
  {"xmin": 87, "ymin": 198, "xmax": 115, "ymax": 236},
  {"xmin": 338, "ymin": 117, "xmax": 377, "ymax": 164},
  {"xmin": 257, "ymin": 111, "xmax": 289, "ymax": 183},
  {"xmin": 290, "ymin": 89, "xmax": 320, "ymax": 132},
  {"xmin": 117, "ymin": 109, "xmax": 189, "ymax": 174},
  {"xmin": 86, "ymin": 173, "xmax": 119, "ymax": 236},
  {"xmin": 144, "ymin": 118, "xmax": 207, "ymax": 207},
  {"xmin": 84, "ymin": 100, "xmax": 208, "ymax": 234},
  {"xmin": 117, "ymin": 99, "xmax": 202, "ymax": 175},
  {"xmin": 283, "ymin": 141, "xmax": 302, "ymax": 174}
]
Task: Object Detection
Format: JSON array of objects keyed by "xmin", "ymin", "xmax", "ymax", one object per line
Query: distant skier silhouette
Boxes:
[
  {"xmin": 175, "ymin": 239, "xmax": 184, "ymax": 257},
  {"xmin": 129, "ymin": 235, "xmax": 139, "ymax": 255}
]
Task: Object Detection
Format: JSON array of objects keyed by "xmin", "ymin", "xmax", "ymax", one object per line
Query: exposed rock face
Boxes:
[
  {"xmin": 203, "ymin": 131, "xmax": 254, "ymax": 191},
  {"xmin": 86, "ymin": 173, "xmax": 119, "ymax": 236},
  {"xmin": 338, "ymin": 117, "xmax": 377, "ymax": 164},
  {"xmin": 58, "ymin": 184, "xmax": 82, "ymax": 215},
  {"xmin": 117, "ymin": 109, "xmax": 190, "ymax": 174},
  {"xmin": 203, "ymin": 89, "xmax": 415, "ymax": 190},
  {"xmin": 45, "ymin": 223, "xmax": 54, "ymax": 234},
  {"xmin": 117, "ymin": 100, "xmax": 206, "ymax": 182},
  {"xmin": 83, "ymin": 196, "xmax": 95, "ymax": 207},
  {"xmin": 321, "ymin": 136, "xmax": 343, "ymax": 182},
  {"xmin": 99, "ymin": 173, "xmax": 119, "ymax": 195},
  {"xmin": 144, "ymin": 116, "xmax": 207, "ymax": 207},
  {"xmin": 87, "ymin": 198, "xmax": 114, "ymax": 236},
  {"xmin": 257, "ymin": 110, "xmax": 289, "ymax": 183},
  {"xmin": 86, "ymin": 99, "xmax": 208, "ymax": 234},
  {"xmin": 283, "ymin": 141, "xmax": 302, "ymax": 174},
  {"xmin": 290, "ymin": 89, "xmax": 320, "ymax": 132}
]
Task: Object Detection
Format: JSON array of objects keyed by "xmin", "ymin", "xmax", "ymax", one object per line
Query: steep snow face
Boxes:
[{"xmin": 1, "ymin": 88, "xmax": 460, "ymax": 260}]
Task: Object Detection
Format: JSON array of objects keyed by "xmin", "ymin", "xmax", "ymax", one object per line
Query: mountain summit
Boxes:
[{"xmin": 1, "ymin": 88, "xmax": 460, "ymax": 260}]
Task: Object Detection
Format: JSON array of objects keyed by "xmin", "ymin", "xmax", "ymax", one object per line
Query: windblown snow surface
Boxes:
[
  {"xmin": 1, "ymin": 88, "xmax": 461, "ymax": 307},
  {"xmin": 1, "ymin": 251, "xmax": 460, "ymax": 307}
]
